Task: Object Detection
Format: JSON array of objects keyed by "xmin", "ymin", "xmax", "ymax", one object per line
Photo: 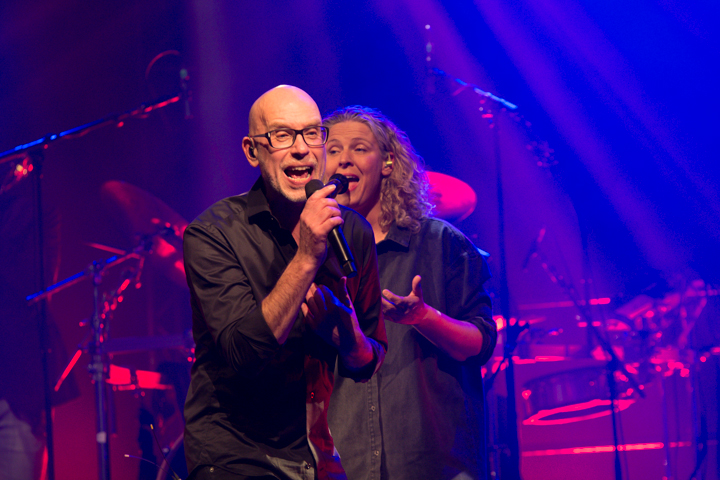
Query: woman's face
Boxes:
[{"xmin": 325, "ymin": 120, "xmax": 392, "ymax": 217}]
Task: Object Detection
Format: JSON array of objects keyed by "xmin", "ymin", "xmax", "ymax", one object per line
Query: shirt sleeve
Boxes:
[
  {"xmin": 337, "ymin": 211, "xmax": 387, "ymax": 381},
  {"xmin": 184, "ymin": 223, "xmax": 280, "ymax": 377},
  {"xmin": 443, "ymin": 228, "xmax": 498, "ymax": 366}
]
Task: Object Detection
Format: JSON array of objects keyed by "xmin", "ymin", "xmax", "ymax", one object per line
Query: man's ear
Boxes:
[
  {"xmin": 243, "ymin": 137, "xmax": 259, "ymax": 167},
  {"xmin": 382, "ymin": 152, "xmax": 395, "ymax": 177}
]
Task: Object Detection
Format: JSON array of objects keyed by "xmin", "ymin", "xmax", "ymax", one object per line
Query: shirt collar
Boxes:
[
  {"xmin": 247, "ymin": 177, "xmax": 273, "ymax": 223},
  {"xmin": 381, "ymin": 221, "xmax": 412, "ymax": 248}
]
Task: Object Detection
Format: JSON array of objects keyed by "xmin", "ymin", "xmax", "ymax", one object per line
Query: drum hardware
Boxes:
[
  {"xmin": 104, "ymin": 331, "xmax": 194, "ymax": 355},
  {"xmin": 521, "ymin": 366, "xmax": 638, "ymax": 426},
  {"xmin": 101, "ymin": 180, "xmax": 188, "ymax": 289},
  {"xmin": 107, "ymin": 364, "xmax": 172, "ymax": 391},
  {"xmin": 26, "ymin": 226, "xmax": 177, "ymax": 480},
  {"xmin": 123, "ymin": 424, "xmax": 184, "ymax": 480},
  {"xmin": 2, "ymin": 53, "xmax": 190, "ymax": 480},
  {"xmin": 519, "ymin": 256, "xmax": 714, "ymax": 478},
  {"xmin": 152, "ymin": 431, "xmax": 186, "ymax": 480},
  {"xmin": 523, "ymin": 239, "xmax": 645, "ymax": 480}
]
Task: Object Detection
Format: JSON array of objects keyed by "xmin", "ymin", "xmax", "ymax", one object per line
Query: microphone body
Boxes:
[{"xmin": 305, "ymin": 176, "xmax": 357, "ymax": 278}]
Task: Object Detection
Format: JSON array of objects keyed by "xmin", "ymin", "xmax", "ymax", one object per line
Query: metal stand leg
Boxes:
[{"xmin": 90, "ymin": 263, "xmax": 111, "ymax": 480}]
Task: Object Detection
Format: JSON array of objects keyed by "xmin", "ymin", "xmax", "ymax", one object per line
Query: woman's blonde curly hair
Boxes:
[{"xmin": 323, "ymin": 106, "xmax": 432, "ymax": 233}]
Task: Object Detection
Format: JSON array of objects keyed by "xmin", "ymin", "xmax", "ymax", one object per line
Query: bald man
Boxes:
[{"xmin": 183, "ymin": 86, "xmax": 386, "ymax": 480}]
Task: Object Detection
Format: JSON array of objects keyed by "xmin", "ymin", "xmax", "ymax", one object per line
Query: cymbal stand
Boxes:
[
  {"xmin": 89, "ymin": 240, "xmax": 155, "ymax": 480},
  {"xmin": 490, "ymin": 112, "xmax": 523, "ymax": 480},
  {"xmin": 27, "ymin": 231, "xmax": 166, "ymax": 480}
]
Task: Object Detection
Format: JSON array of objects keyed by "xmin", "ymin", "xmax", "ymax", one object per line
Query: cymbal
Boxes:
[
  {"xmin": 426, "ymin": 171, "xmax": 477, "ymax": 221},
  {"xmin": 101, "ymin": 180, "xmax": 188, "ymax": 288}
]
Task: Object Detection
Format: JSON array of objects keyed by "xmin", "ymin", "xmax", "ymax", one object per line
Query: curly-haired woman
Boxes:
[{"xmin": 324, "ymin": 106, "xmax": 498, "ymax": 480}]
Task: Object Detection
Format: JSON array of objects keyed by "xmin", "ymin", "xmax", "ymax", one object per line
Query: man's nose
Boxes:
[{"xmin": 290, "ymin": 134, "xmax": 310, "ymax": 156}]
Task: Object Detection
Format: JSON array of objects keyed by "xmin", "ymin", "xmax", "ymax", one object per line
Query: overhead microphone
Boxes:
[
  {"xmin": 305, "ymin": 174, "xmax": 357, "ymax": 277},
  {"xmin": 423, "ymin": 24, "xmax": 436, "ymax": 96},
  {"xmin": 521, "ymin": 226, "xmax": 546, "ymax": 271},
  {"xmin": 180, "ymin": 67, "xmax": 192, "ymax": 120}
]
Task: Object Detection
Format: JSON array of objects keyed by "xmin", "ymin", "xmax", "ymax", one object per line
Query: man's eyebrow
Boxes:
[{"xmin": 266, "ymin": 122, "xmax": 322, "ymax": 130}]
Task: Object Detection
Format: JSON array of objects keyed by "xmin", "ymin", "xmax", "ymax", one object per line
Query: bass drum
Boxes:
[
  {"xmin": 521, "ymin": 366, "xmax": 638, "ymax": 426},
  {"xmin": 155, "ymin": 433, "xmax": 188, "ymax": 480}
]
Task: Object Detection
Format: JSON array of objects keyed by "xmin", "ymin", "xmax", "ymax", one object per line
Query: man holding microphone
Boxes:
[{"xmin": 182, "ymin": 86, "xmax": 386, "ymax": 480}]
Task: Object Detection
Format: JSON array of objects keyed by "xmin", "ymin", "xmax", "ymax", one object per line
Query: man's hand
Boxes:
[
  {"xmin": 296, "ymin": 184, "xmax": 343, "ymax": 269},
  {"xmin": 302, "ymin": 277, "xmax": 375, "ymax": 369},
  {"xmin": 382, "ymin": 275, "xmax": 432, "ymax": 325},
  {"xmin": 302, "ymin": 277, "xmax": 357, "ymax": 352}
]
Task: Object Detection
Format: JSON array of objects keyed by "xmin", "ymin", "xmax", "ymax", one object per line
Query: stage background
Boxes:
[{"xmin": 1, "ymin": 1, "xmax": 718, "ymax": 479}]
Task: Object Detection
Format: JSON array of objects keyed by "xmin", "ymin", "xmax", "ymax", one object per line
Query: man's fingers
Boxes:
[
  {"xmin": 335, "ymin": 277, "xmax": 352, "ymax": 307},
  {"xmin": 317, "ymin": 284, "xmax": 339, "ymax": 311},
  {"xmin": 313, "ymin": 285, "xmax": 328, "ymax": 306},
  {"xmin": 326, "ymin": 215, "xmax": 344, "ymax": 230},
  {"xmin": 305, "ymin": 283, "xmax": 316, "ymax": 302},
  {"xmin": 309, "ymin": 183, "xmax": 341, "ymax": 199}
]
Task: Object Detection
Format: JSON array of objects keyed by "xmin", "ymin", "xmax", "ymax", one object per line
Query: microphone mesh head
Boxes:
[{"xmin": 305, "ymin": 179, "xmax": 325, "ymax": 199}]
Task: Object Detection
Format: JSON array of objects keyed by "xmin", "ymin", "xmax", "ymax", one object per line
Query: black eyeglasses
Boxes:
[{"xmin": 250, "ymin": 126, "xmax": 329, "ymax": 149}]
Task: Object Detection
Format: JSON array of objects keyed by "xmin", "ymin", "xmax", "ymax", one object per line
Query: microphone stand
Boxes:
[
  {"xmin": 0, "ymin": 91, "xmax": 185, "ymax": 480},
  {"xmin": 29, "ymin": 150, "xmax": 57, "ymax": 480},
  {"xmin": 0, "ymin": 92, "xmax": 183, "ymax": 165},
  {"xmin": 429, "ymin": 67, "xmax": 527, "ymax": 480},
  {"xmin": 493, "ymin": 114, "xmax": 523, "ymax": 480},
  {"xmin": 429, "ymin": 65, "xmax": 568, "ymax": 479}
]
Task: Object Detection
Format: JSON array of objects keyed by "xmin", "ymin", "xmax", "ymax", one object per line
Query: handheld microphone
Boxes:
[
  {"xmin": 325, "ymin": 173, "xmax": 350, "ymax": 198},
  {"xmin": 305, "ymin": 175, "xmax": 357, "ymax": 278}
]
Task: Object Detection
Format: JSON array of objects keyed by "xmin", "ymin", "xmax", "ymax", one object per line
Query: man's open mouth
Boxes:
[{"xmin": 284, "ymin": 166, "xmax": 313, "ymax": 180}]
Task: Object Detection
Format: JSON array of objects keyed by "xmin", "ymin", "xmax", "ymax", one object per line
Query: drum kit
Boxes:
[{"xmin": 500, "ymin": 277, "xmax": 715, "ymax": 428}]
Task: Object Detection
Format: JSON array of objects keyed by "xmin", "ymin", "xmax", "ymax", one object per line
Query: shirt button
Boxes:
[
  {"xmin": 370, "ymin": 405, "xmax": 376, "ymax": 412},
  {"xmin": 310, "ymin": 392, "xmax": 315, "ymax": 399},
  {"xmin": 373, "ymin": 450, "xmax": 380, "ymax": 456},
  {"xmin": 209, "ymin": 467, "xmax": 215, "ymax": 472},
  {"xmin": 305, "ymin": 463, "xmax": 312, "ymax": 470}
]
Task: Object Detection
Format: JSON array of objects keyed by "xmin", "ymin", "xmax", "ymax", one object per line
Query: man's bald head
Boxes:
[
  {"xmin": 242, "ymin": 85, "xmax": 326, "ymax": 205},
  {"xmin": 248, "ymin": 85, "xmax": 320, "ymax": 135}
]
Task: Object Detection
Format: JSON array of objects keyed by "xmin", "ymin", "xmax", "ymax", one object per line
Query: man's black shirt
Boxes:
[{"xmin": 183, "ymin": 178, "xmax": 386, "ymax": 478}]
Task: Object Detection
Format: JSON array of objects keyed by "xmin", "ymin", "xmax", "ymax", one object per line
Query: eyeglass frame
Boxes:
[{"xmin": 248, "ymin": 126, "xmax": 329, "ymax": 150}]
